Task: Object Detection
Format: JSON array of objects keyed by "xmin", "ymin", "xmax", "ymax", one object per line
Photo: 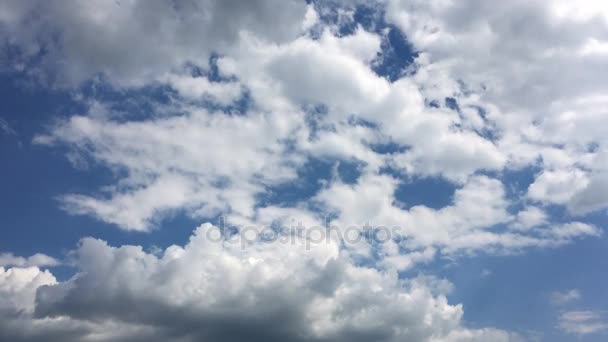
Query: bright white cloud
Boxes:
[
  {"xmin": 527, "ymin": 168, "xmax": 589, "ymax": 205},
  {"xmin": 386, "ymin": 0, "xmax": 608, "ymax": 216},
  {"xmin": 36, "ymin": 106, "xmax": 306, "ymax": 231},
  {"xmin": 315, "ymin": 172, "xmax": 598, "ymax": 256},
  {"xmin": 512, "ymin": 206, "xmax": 548, "ymax": 231},
  {"xmin": 0, "ymin": 266, "xmax": 56, "ymax": 313}
]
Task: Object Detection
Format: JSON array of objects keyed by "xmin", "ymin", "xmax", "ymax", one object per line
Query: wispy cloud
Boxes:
[
  {"xmin": 558, "ymin": 310, "xmax": 608, "ymax": 335},
  {"xmin": 0, "ymin": 252, "xmax": 60, "ymax": 268},
  {"xmin": 550, "ymin": 289, "xmax": 581, "ymax": 305},
  {"xmin": 0, "ymin": 118, "xmax": 16, "ymax": 136}
]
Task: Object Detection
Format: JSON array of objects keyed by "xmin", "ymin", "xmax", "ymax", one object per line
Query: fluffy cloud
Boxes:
[
  {"xmin": 2, "ymin": 1, "xmax": 606, "ymax": 340},
  {"xmin": 386, "ymin": 0, "xmax": 608, "ymax": 215},
  {"xmin": 34, "ymin": 25, "xmax": 512, "ymax": 230},
  {"xmin": 0, "ymin": 225, "xmax": 520, "ymax": 342},
  {"xmin": 315, "ymin": 172, "xmax": 598, "ymax": 257},
  {"xmin": 0, "ymin": 266, "xmax": 56, "ymax": 313},
  {"xmin": 568, "ymin": 169, "xmax": 608, "ymax": 215},
  {"xmin": 233, "ymin": 26, "xmax": 506, "ymax": 182},
  {"xmin": 527, "ymin": 168, "xmax": 589, "ymax": 205},
  {"xmin": 512, "ymin": 206, "xmax": 548, "ymax": 231},
  {"xmin": 0, "ymin": 0, "xmax": 308, "ymax": 86},
  {"xmin": 36, "ymin": 105, "xmax": 306, "ymax": 230}
]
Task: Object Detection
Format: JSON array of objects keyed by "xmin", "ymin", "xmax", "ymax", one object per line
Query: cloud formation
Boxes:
[
  {"xmin": 0, "ymin": 225, "xmax": 521, "ymax": 342},
  {"xmin": 386, "ymin": 0, "xmax": 608, "ymax": 216},
  {"xmin": 1, "ymin": 0, "xmax": 606, "ymax": 340}
]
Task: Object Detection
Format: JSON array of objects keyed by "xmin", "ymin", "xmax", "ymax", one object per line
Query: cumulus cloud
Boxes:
[
  {"xmin": 386, "ymin": 0, "xmax": 608, "ymax": 215},
  {"xmin": 1, "ymin": 1, "xmax": 606, "ymax": 340},
  {"xmin": 0, "ymin": 266, "xmax": 56, "ymax": 313},
  {"xmin": 527, "ymin": 168, "xmax": 589, "ymax": 205},
  {"xmin": 512, "ymin": 206, "xmax": 548, "ymax": 231},
  {"xmin": 0, "ymin": 0, "xmax": 308, "ymax": 86},
  {"xmin": 34, "ymin": 26, "xmax": 514, "ymax": 231},
  {"xmin": 315, "ymin": 172, "xmax": 598, "ymax": 257},
  {"xmin": 0, "ymin": 225, "xmax": 521, "ymax": 342}
]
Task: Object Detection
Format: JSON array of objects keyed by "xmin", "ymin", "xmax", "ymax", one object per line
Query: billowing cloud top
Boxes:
[{"xmin": 0, "ymin": 0, "xmax": 607, "ymax": 341}]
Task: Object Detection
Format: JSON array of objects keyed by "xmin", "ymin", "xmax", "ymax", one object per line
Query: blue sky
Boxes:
[{"xmin": 1, "ymin": 1, "xmax": 608, "ymax": 341}]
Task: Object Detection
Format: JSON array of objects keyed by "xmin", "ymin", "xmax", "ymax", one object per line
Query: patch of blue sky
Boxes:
[
  {"xmin": 303, "ymin": 103, "xmax": 330, "ymax": 140},
  {"xmin": 256, "ymin": 157, "xmax": 363, "ymax": 209},
  {"xmin": 434, "ymin": 235, "xmax": 608, "ymax": 342},
  {"xmin": 393, "ymin": 176, "xmax": 456, "ymax": 210},
  {"xmin": 368, "ymin": 140, "xmax": 409, "ymax": 155},
  {"xmin": 188, "ymin": 54, "xmax": 236, "ymax": 83},
  {"xmin": 255, "ymin": 158, "xmax": 334, "ymax": 208},
  {"xmin": 311, "ymin": 1, "xmax": 417, "ymax": 81}
]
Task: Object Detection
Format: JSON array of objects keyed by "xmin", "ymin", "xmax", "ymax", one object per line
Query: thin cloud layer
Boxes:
[
  {"xmin": 0, "ymin": 253, "xmax": 60, "ymax": 268},
  {"xmin": 558, "ymin": 311, "xmax": 608, "ymax": 336}
]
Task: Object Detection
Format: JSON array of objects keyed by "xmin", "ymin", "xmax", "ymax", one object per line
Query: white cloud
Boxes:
[
  {"xmin": 315, "ymin": 172, "xmax": 597, "ymax": 256},
  {"xmin": 255, "ymin": 28, "xmax": 389, "ymax": 111},
  {"xmin": 512, "ymin": 206, "xmax": 548, "ymax": 231},
  {"xmin": 527, "ymin": 169, "xmax": 589, "ymax": 205},
  {"xmin": 568, "ymin": 170, "xmax": 608, "ymax": 215},
  {"xmin": 0, "ymin": 253, "xmax": 60, "ymax": 268},
  {"xmin": 0, "ymin": 117, "xmax": 16, "ymax": 136},
  {"xmin": 545, "ymin": 222, "xmax": 601, "ymax": 241},
  {"xmin": 162, "ymin": 73, "xmax": 242, "ymax": 106},
  {"xmin": 0, "ymin": 266, "xmax": 56, "ymax": 313},
  {"xmin": 8, "ymin": 4, "xmax": 599, "ymax": 315},
  {"xmin": 302, "ymin": 4, "xmax": 320, "ymax": 32},
  {"xmin": 0, "ymin": 0, "xmax": 309, "ymax": 87},
  {"xmin": 34, "ymin": 26, "xmax": 513, "ymax": 231},
  {"xmin": 386, "ymin": 0, "xmax": 608, "ymax": 214},
  {"xmin": 0, "ymin": 224, "xmax": 521, "ymax": 342},
  {"xmin": 558, "ymin": 311, "xmax": 608, "ymax": 335},
  {"xmin": 550, "ymin": 289, "xmax": 581, "ymax": 306},
  {"xmin": 2, "ymin": 1, "xmax": 606, "ymax": 339},
  {"xmin": 37, "ymin": 106, "xmax": 306, "ymax": 231},
  {"xmin": 225, "ymin": 26, "xmax": 506, "ymax": 182}
]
